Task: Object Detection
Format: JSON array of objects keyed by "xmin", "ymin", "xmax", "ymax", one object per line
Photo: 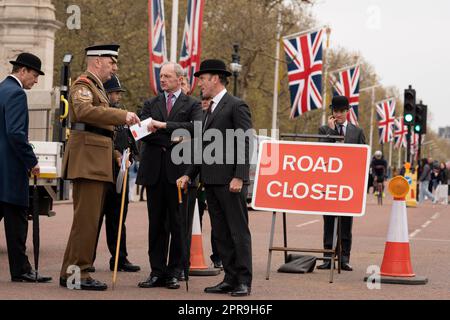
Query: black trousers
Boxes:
[
  {"xmin": 323, "ymin": 216, "xmax": 353, "ymax": 263},
  {"xmin": 93, "ymin": 181, "xmax": 129, "ymax": 264},
  {"xmin": 145, "ymin": 174, "xmax": 185, "ymax": 279},
  {"xmin": 205, "ymin": 185, "xmax": 252, "ymax": 286},
  {"xmin": 197, "ymin": 193, "xmax": 220, "ymax": 264},
  {"xmin": 0, "ymin": 201, "xmax": 32, "ymax": 278}
]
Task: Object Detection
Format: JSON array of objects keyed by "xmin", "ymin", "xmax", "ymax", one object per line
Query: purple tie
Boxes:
[{"xmin": 167, "ymin": 93, "xmax": 174, "ymax": 115}]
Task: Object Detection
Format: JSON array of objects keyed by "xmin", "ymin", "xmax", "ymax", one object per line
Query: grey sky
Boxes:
[{"xmin": 309, "ymin": 0, "xmax": 450, "ymax": 131}]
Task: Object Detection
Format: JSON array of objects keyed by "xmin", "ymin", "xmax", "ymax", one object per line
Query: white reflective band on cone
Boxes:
[
  {"xmin": 192, "ymin": 200, "xmax": 202, "ymax": 235},
  {"xmin": 386, "ymin": 200, "xmax": 409, "ymax": 243}
]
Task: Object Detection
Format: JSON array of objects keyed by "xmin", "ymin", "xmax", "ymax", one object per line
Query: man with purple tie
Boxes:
[{"xmin": 136, "ymin": 62, "xmax": 202, "ymax": 290}]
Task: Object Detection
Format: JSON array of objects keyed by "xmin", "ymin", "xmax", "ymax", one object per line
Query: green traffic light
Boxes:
[
  {"xmin": 405, "ymin": 114, "xmax": 414, "ymax": 123},
  {"xmin": 414, "ymin": 124, "xmax": 421, "ymax": 133}
]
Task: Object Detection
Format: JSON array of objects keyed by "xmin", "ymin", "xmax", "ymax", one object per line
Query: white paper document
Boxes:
[
  {"xmin": 116, "ymin": 148, "xmax": 130, "ymax": 194},
  {"xmin": 130, "ymin": 117, "xmax": 152, "ymax": 141}
]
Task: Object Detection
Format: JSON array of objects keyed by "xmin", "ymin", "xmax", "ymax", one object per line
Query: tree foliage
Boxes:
[{"xmin": 52, "ymin": 0, "xmax": 450, "ymax": 162}]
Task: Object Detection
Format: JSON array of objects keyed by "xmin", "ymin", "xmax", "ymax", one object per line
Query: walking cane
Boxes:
[
  {"xmin": 112, "ymin": 148, "xmax": 130, "ymax": 290},
  {"xmin": 32, "ymin": 175, "xmax": 40, "ymax": 282},
  {"xmin": 177, "ymin": 183, "xmax": 189, "ymax": 292}
]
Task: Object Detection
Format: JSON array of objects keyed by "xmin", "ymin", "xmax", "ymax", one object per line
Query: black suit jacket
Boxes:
[
  {"xmin": 186, "ymin": 92, "xmax": 253, "ymax": 185},
  {"xmin": 319, "ymin": 122, "xmax": 366, "ymax": 145},
  {"xmin": 136, "ymin": 92, "xmax": 202, "ymax": 186}
]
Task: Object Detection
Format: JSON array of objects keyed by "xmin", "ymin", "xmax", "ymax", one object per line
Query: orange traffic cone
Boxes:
[
  {"xmin": 369, "ymin": 176, "xmax": 427, "ymax": 285},
  {"xmin": 380, "ymin": 196, "xmax": 415, "ymax": 277},
  {"xmin": 189, "ymin": 200, "xmax": 220, "ymax": 276}
]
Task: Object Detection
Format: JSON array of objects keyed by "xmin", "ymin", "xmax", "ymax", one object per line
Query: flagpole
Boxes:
[
  {"xmin": 321, "ymin": 27, "xmax": 331, "ymax": 126},
  {"xmin": 329, "ymin": 63, "xmax": 360, "ymax": 75},
  {"xmin": 398, "ymin": 143, "xmax": 402, "ymax": 171},
  {"xmin": 358, "ymin": 85, "xmax": 379, "ymax": 153},
  {"xmin": 271, "ymin": 7, "xmax": 282, "ymax": 139},
  {"xmin": 284, "ymin": 26, "xmax": 327, "ymax": 40},
  {"xmin": 170, "ymin": 0, "xmax": 179, "ymax": 62},
  {"xmin": 370, "ymin": 86, "xmax": 377, "ymax": 153},
  {"xmin": 388, "ymin": 141, "xmax": 393, "ymax": 176}
]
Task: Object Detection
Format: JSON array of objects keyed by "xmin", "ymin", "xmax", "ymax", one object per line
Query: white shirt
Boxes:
[
  {"xmin": 337, "ymin": 120, "xmax": 348, "ymax": 136},
  {"xmin": 9, "ymin": 74, "xmax": 23, "ymax": 88},
  {"xmin": 164, "ymin": 88, "xmax": 182, "ymax": 104},
  {"xmin": 210, "ymin": 88, "xmax": 227, "ymax": 113}
]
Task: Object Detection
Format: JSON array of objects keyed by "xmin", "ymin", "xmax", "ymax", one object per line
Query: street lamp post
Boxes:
[
  {"xmin": 359, "ymin": 84, "xmax": 381, "ymax": 153},
  {"xmin": 230, "ymin": 44, "xmax": 242, "ymax": 97}
]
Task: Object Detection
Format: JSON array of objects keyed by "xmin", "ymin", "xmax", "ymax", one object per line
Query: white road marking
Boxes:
[
  {"xmin": 409, "ymin": 211, "xmax": 442, "ymax": 239},
  {"xmin": 409, "ymin": 229, "xmax": 421, "ymax": 238},
  {"xmin": 421, "ymin": 220, "xmax": 432, "ymax": 228},
  {"xmin": 431, "ymin": 212, "xmax": 441, "ymax": 220},
  {"xmin": 296, "ymin": 220, "xmax": 320, "ymax": 228}
]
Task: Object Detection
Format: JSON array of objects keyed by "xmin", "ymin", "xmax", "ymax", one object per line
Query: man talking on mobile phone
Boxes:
[{"xmin": 317, "ymin": 96, "xmax": 366, "ymax": 272}]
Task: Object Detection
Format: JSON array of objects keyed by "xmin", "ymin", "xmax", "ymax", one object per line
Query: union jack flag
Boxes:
[
  {"xmin": 283, "ymin": 29, "xmax": 324, "ymax": 119},
  {"xmin": 376, "ymin": 98, "xmax": 396, "ymax": 144},
  {"xmin": 148, "ymin": 0, "xmax": 168, "ymax": 95},
  {"xmin": 179, "ymin": 0, "xmax": 205, "ymax": 93},
  {"xmin": 393, "ymin": 117, "xmax": 407, "ymax": 149},
  {"xmin": 330, "ymin": 65, "xmax": 360, "ymax": 126}
]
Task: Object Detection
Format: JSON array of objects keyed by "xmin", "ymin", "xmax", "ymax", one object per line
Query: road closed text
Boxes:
[{"xmin": 266, "ymin": 155, "xmax": 353, "ymax": 201}]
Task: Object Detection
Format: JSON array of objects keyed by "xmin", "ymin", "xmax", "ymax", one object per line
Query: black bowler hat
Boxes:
[
  {"xmin": 194, "ymin": 59, "xmax": 232, "ymax": 77},
  {"xmin": 330, "ymin": 96, "xmax": 350, "ymax": 110},
  {"xmin": 9, "ymin": 52, "xmax": 45, "ymax": 75},
  {"xmin": 85, "ymin": 44, "xmax": 120, "ymax": 62},
  {"xmin": 104, "ymin": 74, "xmax": 126, "ymax": 93}
]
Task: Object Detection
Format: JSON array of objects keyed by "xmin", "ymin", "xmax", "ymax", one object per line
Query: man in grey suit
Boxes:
[
  {"xmin": 317, "ymin": 96, "xmax": 366, "ymax": 271},
  {"xmin": 178, "ymin": 59, "xmax": 253, "ymax": 296}
]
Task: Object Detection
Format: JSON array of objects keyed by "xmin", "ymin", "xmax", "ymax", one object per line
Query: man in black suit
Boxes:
[
  {"xmin": 178, "ymin": 59, "xmax": 253, "ymax": 297},
  {"xmin": 0, "ymin": 53, "xmax": 51, "ymax": 283},
  {"xmin": 137, "ymin": 62, "xmax": 202, "ymax": 290},
  {"xmin": 317, "ymin": 96, "xmax": 366, "ymax": 272}
]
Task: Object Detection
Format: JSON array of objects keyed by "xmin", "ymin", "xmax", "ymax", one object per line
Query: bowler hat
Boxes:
[
  {"xmin": 104, "ymin": 74, "xmax": 126, "ymax": 93},
  {"xmin": 9, "ymin": 53, "xmax": 45, "ymax": 75},
  {"xmin": 330, "ymin": 96, "xmax": 350, "ymax": 110},
  {"xmin": 194, "ymin": 59, "xmax": 232, "ymax": 77}
]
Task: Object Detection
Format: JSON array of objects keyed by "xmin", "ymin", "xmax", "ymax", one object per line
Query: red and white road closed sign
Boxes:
[{"xmin": 251, "ymin": 141, "xmax": 371, "ymax": 217}]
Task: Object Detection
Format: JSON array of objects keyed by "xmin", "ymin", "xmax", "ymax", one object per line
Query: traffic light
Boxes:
[
  {"xmin": 414, "ymin": 103, "xmax": 427, "ymax": 134},
  {"xmin": 404, "ymin": 86, "xmax": 416, "ymax": 125}
]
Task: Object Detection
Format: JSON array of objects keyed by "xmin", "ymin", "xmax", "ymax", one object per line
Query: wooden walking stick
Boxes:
[
  {"xmin": 177, "ymin": 182, "xmax": 189, "ymax": 292},
  {"xmin": 112, "ymin": 148, "xmax": 130, "ymax": 290}
]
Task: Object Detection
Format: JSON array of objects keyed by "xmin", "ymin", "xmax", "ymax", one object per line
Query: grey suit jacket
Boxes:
[{"xmin": 318, "ymin": 122, "xmax": 366, "ymax": 145}]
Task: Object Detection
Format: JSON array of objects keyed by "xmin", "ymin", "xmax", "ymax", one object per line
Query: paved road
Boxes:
[{"xmin": 0, "ymin": 194, "xmax": 449, "ymax": 300}]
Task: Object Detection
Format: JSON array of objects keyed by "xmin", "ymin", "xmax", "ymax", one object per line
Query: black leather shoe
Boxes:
[
  {"xmin": 178, "ymin": 272, "xmax": 186, "ymax": 282},
  {"xmin": 85, "ymin": 266, "xmax": 95, "ymax": 273},
  {"xmin": 317, "ymin": 262, "xmax": 334, "ymax": 270},
  {"xmin": 12, "ymin": 270, "xmax": 52, "ymax": 283},
  {"xmin": 59, "ymin": 277, "xmax": 107, "ymax": 291},
  {"xmin": 166, "ymin": 277, "xmax": 180, "ymax": 289},
  {"xmin": 110, "ymin": 259, "xmax": 141, "ymax": 272},
  {"xmin": 341, "ymin": 263, "xmax": 353, "ymax": 271},
  {"xmin": 230, "ymin": 284, "xmax": 251, "ymax": 297},
  {"xmin": 138, "ymin": 276, "xmax": 166, "ymax": 288},
  {"xmin": 59, "ymin": 277, "xmax": 67, "ymax": 288},
  {"xmin": 213, "ymin": 260, "xmax": 223, "ymax": 270},
  {"xmin": 204, "ymin": 281, "xmax": 234, "ymax": 294}
]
